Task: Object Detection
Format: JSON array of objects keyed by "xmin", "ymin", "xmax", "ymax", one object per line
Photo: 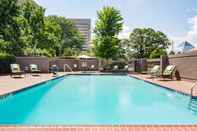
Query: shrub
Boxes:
[
  {"xmin": 150, "ymin": 49, "xmax": 167, "ymax": 59},
  {"xmin": 63, "ymin": 48, "xmax": 80, "ymax": 57},
  {"xmin": 23, "ymin": 48, "xmax": 53, "ymax": 58},
  {"xmin": 111, "ymin": 61, "xmax": 127, "ymax": 69},
  {"xmin": 0, "ymin": 53, "xmax": 16, "ymax": 74}
]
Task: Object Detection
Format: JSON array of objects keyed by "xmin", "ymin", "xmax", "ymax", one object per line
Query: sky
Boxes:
[{"xmin": 35, "ymin": 0, "xmax": 197, "ymax": 48}]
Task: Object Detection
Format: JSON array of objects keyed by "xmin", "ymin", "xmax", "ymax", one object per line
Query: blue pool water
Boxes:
[{"xmin": 0, "ymin": 75, "xmax": 197, "ymax": 125}]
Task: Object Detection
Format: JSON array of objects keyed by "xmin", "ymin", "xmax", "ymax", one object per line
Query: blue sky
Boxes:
[{"xmin": 35, "ymin": 0, "xmax": 197, "ymax": 47}]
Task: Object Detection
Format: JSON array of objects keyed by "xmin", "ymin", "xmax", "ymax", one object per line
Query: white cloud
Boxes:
[
  {"xmin": 118, "ymin": 25, "xmax": 132, "ymax": 39},
  {"xmin": 171, "ymin": 15, "xmax": 197, "ymax": 48}
]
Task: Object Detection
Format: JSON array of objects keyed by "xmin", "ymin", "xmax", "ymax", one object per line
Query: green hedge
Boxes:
[{"xmin": 0, "ymin": 53, "xmax": 16, "ymax": 74}]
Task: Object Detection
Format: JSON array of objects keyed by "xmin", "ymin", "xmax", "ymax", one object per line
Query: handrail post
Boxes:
[{"xmin": 191, "ymin": 82, "xmax": 197, "ymax": 98}]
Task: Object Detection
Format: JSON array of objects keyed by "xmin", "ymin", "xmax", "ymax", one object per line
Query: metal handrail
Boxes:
[{"xmin": 191, "ymin": 82, "xmax": 197, "ymax": 97}]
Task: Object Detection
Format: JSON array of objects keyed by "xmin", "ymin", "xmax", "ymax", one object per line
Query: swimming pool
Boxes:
[{"xmin": 0, "ymin": 75, "xmax": 197, "ymax": 125}]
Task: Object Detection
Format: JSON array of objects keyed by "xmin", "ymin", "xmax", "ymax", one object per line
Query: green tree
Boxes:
[
  {"xmin": 63, "ymin": 48, "xmax": 80, "ymax": 57},
  {"xmin": 129, "ymin": 28, "xmax": 171, "ymax": 59},
  {"xmin": 94, "ymin": 36, "xmax": 120, "ymax": 59},
  {"xmin": 38, "ymin": 17, "xmax": 62, "ymax": 56},
  {"xmin": 19, "ymin": 0, "xmax": 45, "ymax": 50},
  {"xmin": 118, "ymin": 39, "xmax": 134, "ymax": 60},
  {"xmin": 94, "ymin": 6, "xmax": 123, "ymax": 60},
  {"xmin": 0, "ymin": 0, "xmax": 85, "ymax": 57},
  {"xmin": 23, "ymin": 47, "xmax": 52, "ymax": 57},
  {"xmin": 150, "ymin": 48, "xmax": 167, "ymax": 59},
  {"xmin": 43, "ymin": 16, "xmax": 84, "ymax": 56},
  {"xmin": 0, "ymin": 0, "xmax": 22, "ymax": 55}
]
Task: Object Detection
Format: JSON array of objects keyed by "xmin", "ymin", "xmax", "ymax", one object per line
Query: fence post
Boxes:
[
  {"xmin": 160, "ymin": 55, "xmax": 169, "ymax": 74},
  {"xmin": 140, "ymin": 58, "xmax": 147, "ymax": 72},
  {"xmin": 128, "ymin": 59, "xmax": 136, "ymax": 73}
]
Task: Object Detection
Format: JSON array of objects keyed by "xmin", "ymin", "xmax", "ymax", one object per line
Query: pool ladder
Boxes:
[
  {"xmin": 189, "ymin": 98, "xmax": 197, "ymax": 112},
  {"xmin": 188, "ymin": 82, "xmax": 197, "ymax": 112},
  {"xmin": 190, "ymin": 82, "xmax": 197, "ymax": 98}
]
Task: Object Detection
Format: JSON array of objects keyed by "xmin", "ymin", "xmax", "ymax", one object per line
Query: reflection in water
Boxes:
[{"xmin": 0, "ymin": 78, "xmax": 64, "ymax": 124}]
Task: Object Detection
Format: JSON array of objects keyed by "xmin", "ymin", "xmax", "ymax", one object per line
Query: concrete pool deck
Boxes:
[
  {"xmin": 0, "ymin": 72, "xmax": 67, "ymax": 96},
  {"xmin": 130, "ymin": 74, "xmax": 197, "ymax": 96}
]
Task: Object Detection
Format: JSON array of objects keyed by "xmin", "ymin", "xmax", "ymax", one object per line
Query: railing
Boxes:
[
  {"xmin": 190, "ymin": 82, "xmax": 197, "ymax": 98},
  {"xmin": 64, "ymin": 64, "xmax": 73, "ymax": 72}
]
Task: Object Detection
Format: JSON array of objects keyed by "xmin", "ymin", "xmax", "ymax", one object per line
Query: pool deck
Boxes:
[
  {"xmin": 0, "ymin": 72, "xmax": 197, "ymax": 130},
  {"xmin": 0, "ymin": 72, "xmax": 67, "ymax": 96},
  {"xmin": 129, "ymin": 73, "xmax": 197, "ymax": 96}
]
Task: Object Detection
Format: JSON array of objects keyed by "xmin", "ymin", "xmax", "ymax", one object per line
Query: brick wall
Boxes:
[
  {"xmin": 16, "ymin": 57, "xmax": 50, "ymax": 73},
  {"xmin": 51, "ymin": 58, "xmax": 99, "ymax": 71},
  {"xmin": 51, "ymin": 58, "xmax": 79, "ymax": 71},
  {"xmin": 133, "ymin": 59, "xmax": 160, "ymax": 73},
  {"xmin": 129, "ymin": 50, "xmax": 197, "ymax": 80},
  {"xmin": 16, "ymin": 57, "xmax": 99, "ymax": 72},
  {"xmin": 128, "ymin": 60, "xmax": 136, "ymax": 72},
  {"xmin": 79, "ymin": 59, "xmax": 99, "ymax": 71},
  {"xmin": 147, "ymin": 59, "xmax": 160, "ymax": 70},
  {"xmin": 168, "ymin": 50, "xmax": 197, "ymax": 80},
  {"xmin": 135, "ymin": 59, "xmax": 147, "ymax": 72}
]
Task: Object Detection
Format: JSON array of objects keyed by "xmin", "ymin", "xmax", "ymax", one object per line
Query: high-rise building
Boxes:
[
  {"xmin": 69, "ymin": 18, "xmax": 91, "ymax": 50},
  {"xmin": 176, "ymin": 41, "xmax": 195, "ymax": 53}
]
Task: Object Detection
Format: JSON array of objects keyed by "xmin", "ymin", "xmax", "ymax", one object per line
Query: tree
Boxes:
[
  {"xmin": 19, "ymin": 0, "xmax": 45, "ymax": 50},
  {"xmin": 129, "ymin": 28, "xmax": 171, "ymax": 59},
  {"xmin": 45, "ymin": 16, "xmax": 84, "ymax": 56},
  {"xmin": 0, "ymin": 0, "xmax": 46, "ymax": 56},
  {"xmin": 63, "ymin": 48, "xmax": 80, "ymax": 57},
  {"xmin": 118, "ymin": 39, "xmax": 134, "ymax": 60},
  {"xmin": 93, "ymin": 6, "xmax": 123, "ymax": 60},
  {"xmin": 38, "ymin": 17, "xmax": 62, "ymax": 56},
  {"xmin": 150, "ymin": 48, "xmax": 167, "ymax": 58},
  {"xmin": 94, "ymin": 36, "xmax": 120, "ymax": 59},
  {"xmin": 0, "ymin": 0, "xmax": 22, "ymax": 55},
  {"xmin": 0, "ymin": 0, "xmax": 84, "ymax": 57}
]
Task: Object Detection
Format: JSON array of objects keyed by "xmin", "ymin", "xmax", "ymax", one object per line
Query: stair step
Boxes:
[
  {"xmin": 189, "ymin": 104, "xmax": 197, "ymax": 109},
  {"xmin": 190, "ymin": 101, "xmax": 197, "ymax": 105},
  {"xmin": 188, "ymin": 98, "xmax": 197, "ymax": 113},
  {"xmin": 189, "ymin": 106, "xmax": 197, "ymax": 112},
  {"xmin": 190, "ymin": 99, "xmax": 197, "ymax": 103}
]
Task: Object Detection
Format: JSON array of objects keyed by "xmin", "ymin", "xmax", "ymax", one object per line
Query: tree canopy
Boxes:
[
  {"xmin": 129, "ymin": 28, "xmax": 171, "ymax": 59},
  {"xmin": 0, "ymin": 0, "xmax": 21, "ymax": 55},
  {"xmin": 19, "ymin": 0, "xmax": 45, "ymax": 49},
  {"xmin": 118, "ymin": 39, "xmax": 133, "ymax": 60},
  {"xmin": 93, "ymin": 6, "xmax": 123, "ymax": 60},
  {"xmin": 45, "ymin": 16, "xmax": 84, "ymax": 56},
  {"xmin": 0, "ymin": 0, "xmax": 84, "ymax": 57},
  {"xmin": 0, "ymin": 0, "xmax": 172, "ymax": 60}
]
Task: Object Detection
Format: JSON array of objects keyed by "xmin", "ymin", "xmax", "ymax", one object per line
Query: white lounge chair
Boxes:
[{"xmin": 10, "ymin": 64, "xmax": 25, "ymax": 78}]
